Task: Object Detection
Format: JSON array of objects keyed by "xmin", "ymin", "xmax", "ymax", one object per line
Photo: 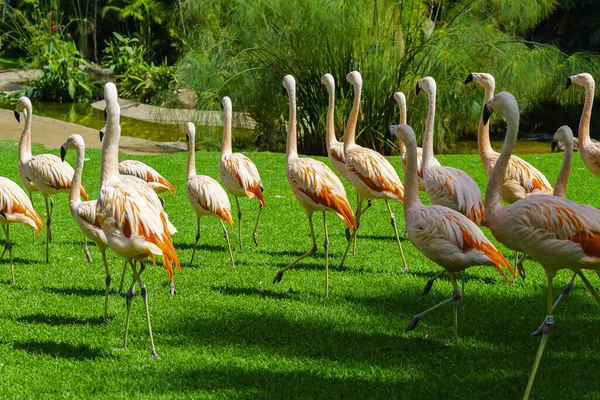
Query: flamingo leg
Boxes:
[
  {"xmin": 220, "ymin": 219, "xmax": 236, "ymax": 268},
  {"xmin": 323, "ymin": 211, "xmax": 329, "ymax": 297},
  {"xmin": 352, "ymin": 195, "xmax": 363, "ymax": 257},
  {"xmin": 523, "ymin": 271, "xmax": 555, "ymax": 400},
  {"xmin": 461, "ymin": 270, "xmax": 466, "ymax": 310},
  {"xmin": 274, "ymin": 214, "xmax": 317, "ymax": 284},
  {"xmin": 408, "ymin": 271, "xmax": 461, "ymax": 343},
  {"xmin": 252, "ymin": 201, "xmax": 263, "ymax": 247},
  {"xmin": 338, "ymin": 197, "xmax": 362, "ymax": 271},
  {"xmin": 117, "ymin": 260, "xmax": 128, "ymax": 294},
  {"xmin": 1, "ymin": 225, "xmax": 14, "ymax": 285},
  {"xmin": 84, "ymin": 236, "xmax": 92, "ymax": 262},
  {"xmin": 101, "ymin": 250, "xmax": 110, "ymax": 324},
  {"xmin": 577, "ymin": 271, "xmax": 600, "ymax": 303},
  {"xmin": 516, "ymin": 251, "xmax": 526, "ymax": 280},
  {"xmin": 189, "ymin": 217, "xmax": 200, "ymax": 267},
  {"xmin": 122, "ymin": 260, "xmax": 137, "ymax": 351},
  {"xmin": 137, "ymin": 262, "xmax": 159, "ymax": 359},
  {"xmin": 385, "ymin": 200, "xmax": 408, "ymax": 272},
  {"xmin": 532, "ymin": 272, "xmax": 576, "ymax": 336},
  {"xmin": 235, "ymin": 197, "xmax": 243, "ymax": 250},
  {"xmin": 44, "ymin": 196, "xmax": 51, "ymax": 263},
  {"xmin": 29, "ymin": 191, "xmax": 35, "ymax": 244},
  {"xmin": 424, "ymin": 270, "xmax": 445, "ymax": 294}
]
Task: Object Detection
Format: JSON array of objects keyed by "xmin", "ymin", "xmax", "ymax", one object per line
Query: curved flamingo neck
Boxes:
[
  {"xmin": 325, "ymin": 82, "xmax": 337, "ymax": 151},
  {"xmin": 478, "ymin": 83, "xmax": 496, "ymax": 165},
  {"xmin": 344, "ymin": 81, "xmax": 361, "ymax": 148},
  {"xmin": 422, "ymin": 87, "xmax": 436, "ymax": 172},
  {"xmin": 398, "ymin": 96, "xmax": 407, "ymax": 154},
  {"xmin": 70, "ymin": 143, "xmax": 85, "ymax": 206},
  {"xmin": 553, "ymin": 138, "xmax": 573, "ymax": 199},
  {"xmin": 485, "ymin": 103, "xmax": 520, "ymax": 221},
  {"xmin": 579, "ymin": 79, "xmax": 595, "ymax": 148},
  {"xmin": 221, "ymin": 103, "xmax": 233, "ymax": 157},
  {"xmin": 402, "ymin": 132, "xmax": 422, "ymax": 211},
  {"xmin": 19, "ymin": 104, "xmax": 33, "ymax": 162},
  {"xmin": 100, "ymin": 103, "xmax": 121, "ymax": 185},
  {"xmin": 286, "ymin": 88, "xmax": 298, "ymax": 162},
  {"xmin": 187, "ymin": 132, "xmax": 197, "ymax": 180}
]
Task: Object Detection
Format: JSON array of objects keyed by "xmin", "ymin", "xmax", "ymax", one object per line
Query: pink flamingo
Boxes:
[
  {"xmin": 274, "ymin": 75, "xmax": 356, "ymax": 297},
  {"xmin": 390, "ymin": 123, "xmax": 514, "ymax": 343}
]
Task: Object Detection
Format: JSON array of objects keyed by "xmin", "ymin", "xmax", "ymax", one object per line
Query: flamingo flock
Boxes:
[{"xmin": 1, "ymin": 70, "xmax": 599, "ymax": 399}]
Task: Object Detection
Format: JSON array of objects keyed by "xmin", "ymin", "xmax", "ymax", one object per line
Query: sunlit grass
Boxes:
[{"xmin": 0, "ymin": 141, "xmax": 598, "ymax": 398}]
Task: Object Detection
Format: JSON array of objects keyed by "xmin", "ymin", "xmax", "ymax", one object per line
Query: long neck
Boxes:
[
  {"xmin": 221, "ymin": 106, "xmax": 232, "ymax": 157},
  {"xmin": 402, "ymin": 137, "xmax": 423, "ymax": 211},
  {"xmin": 286, "ymin": 90, "xmax": 298, "ymax": 162},
  {"xmin": 485, "ymin": 108, "xmax": 519, "ymax": 219},
  {"xmin": 422, "ymin": 88, "xmax": 436, "ymax": 171},
  {"xmin": 553, "ymin": 139, "xmax": 573, "ymax": 199},
  {"xmin": 19, "ymin": 106, "xmax": 32, "ymax": 162},
  {"xmin": 70, "ymin": 145, "xmax": 85, "ymax": 205},
  {"xmin": 325, "ymin": 84, "xmax": 337, "ymax": 150},
  {"xmin": 478, "ymin": 84, "xmax": 495, "ymax": 162},
  {"xmin": 100, "ymin": 109, "xmax": 121, "ymax": 185},
  {"xmin": 398, "ymin": 99, "xmax": 407, "ymax": 154},
  {"xmin": 344, "ymin": 82, "xmax": 361, "ymax": 148},
  {"xmin": 187, "ymin": 135, "xmax": 196, "ymax": 180},
  {"xmin": 579, "ymin": 80, "xmax": 594, "ymax": 148}
]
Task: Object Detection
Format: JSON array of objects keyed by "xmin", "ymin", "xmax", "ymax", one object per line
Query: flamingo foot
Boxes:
[
  {"xmin": 273, "ymin": 270, "xmax": 285, "ymax": 284},
  {"xmin": 253, "ymin": 232, "xmax": 258, "ymax": 247},
  {"xmin": 151, "ymin": 349, "xmax": 160, "ymax": 359},
  {"xmin": 84, "ymin": 247, "xmax": 93, "ymax": 263},
  {"xmin": 407, "ymin": 315, "xmax": 421, "ymax": 331}
]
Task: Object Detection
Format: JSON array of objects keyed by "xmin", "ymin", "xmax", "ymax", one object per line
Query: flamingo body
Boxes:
[
  {"xmin": 345, "ymin": 145, "xmax": 404, "ymax": 201},
  {"xmin": 220, "ymin": 153, "xmax": 265, "ymax": 204},
  {"xmin": 118, "ymin": 160, "xmax": 175, "ymax": 197},
  {"xmin": 0, "ymin": 177, "xmax": 44, "ymax": 232},
  {"xmin": 187, "ymin": 175, "xmax": 233, "ymax": 225}
]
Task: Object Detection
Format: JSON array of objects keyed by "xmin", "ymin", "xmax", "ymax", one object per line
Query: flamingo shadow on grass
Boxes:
[
  {"xmin": 210, "ymin": 285, "xmax": 301, "ymax": 300},
  {"xmin": 44, "ymin": 286, "xmax": 106, "ymax": 297},
  {"xmin": 17, "ymin": 313, "xmax": 105, "ymax": 326},
  {"xmin": 174, "ymin": 242, "xmax": 228, "ymax": 253},
  {"xmin": 12, "ymin": 340, "xmax": 103, "ymax": 360}
]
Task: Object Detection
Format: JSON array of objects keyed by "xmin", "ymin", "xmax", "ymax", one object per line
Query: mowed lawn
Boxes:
[{"xmin": 0, "ymin": 139, "xmax": 599, "ymax": 399}]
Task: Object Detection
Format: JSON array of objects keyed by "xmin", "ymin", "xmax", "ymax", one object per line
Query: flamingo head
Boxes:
[
  {"xmin": 346, "ymin": 71, "xmax": 362, "ymax": 87},
  {"xmin": 416, "ymin": 76, "xmax": 435, "ymax": 96},
  {"xmin": 389, "ymin": 124, "xmax": 416, "ymax": 148},
  {"xmin": 465, "ymin": 72, "xmax": 495, "ymax": 90},
  {"xmin": 566, "ymin": 73, "xmax": 594, "ymax": 89},
  {"xmin": 185, "ymin": 121, "xmax": 196, "ymax": 143},
  {"xmin": 14, "ymin": 96, "xmax": 32, "ymax": 122},
  {"xmin": 282, "ymin": 75, "xmax": 296, "ymax": 95},
  {"xmin": 483, "ymin": 91, "xmax": 518, "ymax": 125},
  {"xmin": 61, "ymin": 134, "xmax": 85, "ymax": 162},
  {"xmin": 393, "ymin": 92, "xmax": 406, "ymax": 106},
  {"xmin": 320, "ymin": 73, "xmax": 334, "ymax": 89},
  {"xmin": 221, "ymin": 96, "xmax": 232, "ymax": 112},
  {"xmin": 554, "ymin": 125, "xmax": 573, "ymax": 149}
]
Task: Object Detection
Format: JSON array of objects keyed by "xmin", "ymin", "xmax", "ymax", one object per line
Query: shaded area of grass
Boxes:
[{"xmin": 0, "ymin": 140, "xmax": 599, "ymax": 398}]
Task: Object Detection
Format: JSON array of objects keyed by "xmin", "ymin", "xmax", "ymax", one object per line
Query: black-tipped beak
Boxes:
[
  {"xmin": 99, "ymin": 130, "xmax": 104, "ymax": 142},
  {"xmin": 565, "ymin": 77, "xmax": 572, "ymax": 89},
  {"xmin": 103, "ymin": 108, "xmax": 107, "ymax": 121},
  {"xmin": 0, "ymin": 210, "xmax": 6, "ymax": 219},
  {"xmin": 60, "ymin": 146, "xmax": 66, "ymax": 162},
  {"xmin": 551, "ymin": 139, "xmax": 558, "ymax": 152},
  {"xmin": 415, "ymin": 82, "xmax": 421, "ymax": 95},
  {"xmin": 482, "ymin": 105, "xmax": 493, "ymax": 125},
  {"xmin": 186, "ymin": 133, "xmax": 189, "ymax": 142},
  {"xmin": 14, "ymin": 110, "xmax": 20, "ymax": 123},
  {"xmin": 464, "ymin": 73, "xmax": 473, "ymax": 85}
]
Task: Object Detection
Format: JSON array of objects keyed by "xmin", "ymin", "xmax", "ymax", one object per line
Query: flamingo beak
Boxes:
[
  {"xmin": 14, "ymin": 111, "xmax": 20, "ymax": 123},
  {"xmin": 99, "ymin": 129, "xmax": 105, "ymax": 142},
  {"xmin": 415, "ymin": 82, "xmax": 421, "ymax": 95},
  {"xmin": 482, "ymin": 104, "xmax": 493, "ymax": 125},
  {"xmin": 0, "ymin": 210, "xmax": 6, "ymax": 219},
  {"xmin": 464, "ymin": 73, "xmax": 474, "ymax": 85},
  {"xmin": 565, "ymin": 77, "xmax": 572, "ymax": 89},
  {"xmin": 60, "ymin": 145, "xmax": 66, "ymax": 162}
]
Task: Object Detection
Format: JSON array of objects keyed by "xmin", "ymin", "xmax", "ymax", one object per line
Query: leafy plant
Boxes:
[{"xmin": 101, "ymin": 32, "xmax": 148, "ymax": 74}]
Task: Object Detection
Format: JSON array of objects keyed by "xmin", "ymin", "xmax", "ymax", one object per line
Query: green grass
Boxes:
[{"xmin": 0, "ymin": 140, "xmax": 599, "ymax": 399}]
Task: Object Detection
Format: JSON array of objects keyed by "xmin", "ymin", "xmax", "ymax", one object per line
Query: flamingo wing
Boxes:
[
  {"xmin": 98, "ymin": 179, "xmax": 180, "ymax": 278},
  {"xmin": 287, "ymin": 158, "xmax": 356, "ymax": 230},
  {"xmin": 407, "ymin": 205, "xmax": 514, "ymax": 280},
  {"xmin": 75, "ymin": 200, "xmax": 107, "ymax": 246},
  {"xmin": 220, "ymin": 153, "xmax": 265, "ymax": 207},
  {"xmin": 329, "ymin": 142, "xmax": 345, "ymax": 164},
  {"xmin": 426, "ymin": 166, "xmax": 484, "ymax": 225},
  {"xmin": 118, "ymin": 159, "xmax": 175, "ymax": 197},
  {"xmin": 187, "ymin": 175, "xmax": 233, "ymax": 227},
  {"xmin": 28, "ymin": 154, "xmax": 88, "ymax": 200},
  {"xmin": 346, "ymin": 146, "xmax": 404, "ymax": 200},
  {"xmin": 0, "ymin": 177, "xmax": 44, "ymax": 233}
]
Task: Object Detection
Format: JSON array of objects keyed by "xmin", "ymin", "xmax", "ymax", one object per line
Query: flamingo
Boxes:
[
  {"xmin": 0, "ymin": 177, "xmax": 44, "ymax": 284},
  {"xmin": 482, "ymin": 91, "xmax": 600, "ymax": 399},
  {"xmin": 219, "ymin": 96, "xmax": 266, "ymax": 250},
  {"xmin": 321, "ymin": 73, "xmax": 371, "ymax": 240},
  {"xmin": 566, "ymin": 73, "xmax": 600, "ymax": 178},
  {"xmin": 60, "ymin": 134, "xmax": 114, "ymax": 323},
  {"xmin": 99, "ymin": 125, "xmax": 176, "ymax": 200},
  {"xmin": 273, "ymin": 75, "xmax": 356, "ymax": 297},
  {"xmin": 98, "ymin": 82, "xmax": 181, "ymax": 358},
  {"xmin": 389, "ymin": 123, "xmax": 514, "ymax": 342},
  {"xmin": 465, "ymin": 72, "xmax": 553, "ymax": 279},
  {"xmin": 393, "ymin": 91, "xmax": 441, "ymax": 191},
  {"xmin": 186, "ymin": 122, "xmax": 236, "ymax": 269},
  {"xmin": 337, "ymin": 71, "xmax": 408, "ymax": 272},
  {"xmin": 14, "ymin": 96, "xmax": 88, "ymax": 263}
]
